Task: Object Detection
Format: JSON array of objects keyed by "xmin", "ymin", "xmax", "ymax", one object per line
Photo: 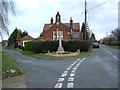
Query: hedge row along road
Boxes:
[
  {"xmin": 3, "ymin": 44, "xmax": 118, "ymax": 88},
  {"xmin": 24, "ymin": 41, "xmax": 90, "ymax": 53}
]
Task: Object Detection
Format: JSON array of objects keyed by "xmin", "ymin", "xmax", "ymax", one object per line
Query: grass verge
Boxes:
[
  {"xmin": 21, "ymin": 48, "xmax": 92, "ymax": 59},
  {"xmin": 2, "ymin": 52, "xmax": 23, "ymax": 79},
  {"xmin": 2, "ymin": 46, "xmax": 20, "ymax": 51},
  {"xmin": 21, "ymin": 51, "xmax": 36, "ymax": 56},
  {"xmin": 106, "ymin": 45, "xmax": 120, "ymax": 49}
]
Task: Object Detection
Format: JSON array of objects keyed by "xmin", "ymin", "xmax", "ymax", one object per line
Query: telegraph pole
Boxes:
[{"xmin": 84, "ymin": 0, "xmax": 87, "ymax": 40}]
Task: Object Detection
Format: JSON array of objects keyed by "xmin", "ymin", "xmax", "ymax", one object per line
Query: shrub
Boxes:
[
  {"xmin": 24, "ymin": 41, "xmax": 33, "ymax": 51},
  {"xmin": 24, "ymin": 41, "xmax": 58, "ymax": 53},
  {"xmin": 24, "ymin": 41, "xmax": 90, "ymax": 53},
  {"xmin": 111, "ymin": 41, "xmax": 120, "ymax": 46},
  {"xmin": 63, "ymin": 41, "xmax": 90, "ymax": 52}
]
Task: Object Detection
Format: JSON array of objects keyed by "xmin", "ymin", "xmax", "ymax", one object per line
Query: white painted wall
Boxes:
[{"xmin": 23, "ymin": 40, "xmax": 31, "ymax": 47}]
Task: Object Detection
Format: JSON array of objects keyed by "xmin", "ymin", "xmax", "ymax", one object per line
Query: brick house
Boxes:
[
  {"xmin": 43, "ymin": 12, "xmax": 83, "ymax": 41},
  {"xmin": 18, "ymin": 35, "xmax": 35, "ymax": 47}
]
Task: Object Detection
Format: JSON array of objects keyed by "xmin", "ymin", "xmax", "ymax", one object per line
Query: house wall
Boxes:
[
  {"xmin": 18, "ymin": 35, "xmax": 35, "ymax": 47},
  {"xmin": 18, "ymin": 41, "xmax": 23, "ymax": 46},
  {"xmin": 43, "ymin": 23, "xmax": 71, "ymax": 41}
]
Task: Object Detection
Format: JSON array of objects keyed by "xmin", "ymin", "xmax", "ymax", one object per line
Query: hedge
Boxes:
[
  {"xmin": 24, "ymin": 41, "xmax": 58, "ymax": 53},
  {"xmin": 24, "ymin": 41, "xmax": 90, "ymax": 53},
  {"xmin": 111, "ymin": 41, "xmax": 120, "ymax": 46},
  {"xmin": 63, "ymin": 41, "xmax": 90, "ymax": 52}
]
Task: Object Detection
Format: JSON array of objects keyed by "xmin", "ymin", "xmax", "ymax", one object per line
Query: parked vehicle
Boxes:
[{"xmin": 92, "ymin": 43, "xmax": 99, "ymax": 48}]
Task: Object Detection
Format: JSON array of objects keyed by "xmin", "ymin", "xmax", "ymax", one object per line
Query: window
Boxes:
[
  {"xmin": 53, "ymin": 29, "xmax": 63, "ymax": 41},
  {"xmin": 53, "ymin": 31, "xmax": 56, "ymax": 41}
]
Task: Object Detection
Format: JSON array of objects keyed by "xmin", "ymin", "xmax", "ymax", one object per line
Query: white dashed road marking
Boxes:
[
  {"xmin": 64, "ymin": 70, "xmax": 68, "ymax": 74},
  {"xmin": 58, "ymin": 78, "xmax": 65, "ymax": 82},
  {"xmin": 68, "ymin": 77, "xmax": 74, "ymax": 81},
  {"xmin": 61, "ymin": 73, "xmax": 67, "ymax": 77},
  {"xmin": 66, "ymin": 68, "xmax": 71, "ymax": 70},
  {"xmin": 70, "ymin": 73, "xmax": 75, "ymax": 77},
  {"xmin": 73, "ymin": 67, "xmax": 77, "ymax": 70},
  {"xmin": 67, "ymin": 83, "xmax": 74, "ymax": 88},
  {"xmin": 55, "ymin": 58, "xmax": 86, "ymax": 88},
  {"xmin": 71, "ymin": 70, "xmax": 76, "ymax": 73},
  {"xmin": 113, "ymin": 55, "xmax": 118, "ymax": 60},
  {"xmin": 55, "ymin": 83, "xmax": 63, "ymax": 88},
  {"xmin": 101, "ymin": 47, "xmax": 118, "ymax": 61},
  {"xmin": 75, "ymin": 65, "xmax": 79, "ymax": 68}
]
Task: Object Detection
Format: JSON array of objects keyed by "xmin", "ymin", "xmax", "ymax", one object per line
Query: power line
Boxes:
[
  {"xmin": 87, "ymin": 0, "xmax": 111, "ymax": 12},
  {"xmin": 64, "ymin": 0, "xmax": 111, "ymax": 19},
  {"xmin": 84, "ymin": 0, "xmax": 111, "ymax": 39}
]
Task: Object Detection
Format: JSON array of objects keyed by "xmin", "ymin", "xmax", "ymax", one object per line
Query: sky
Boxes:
[{"xmin": 2, "ymin": 0, "xmax": 119, "ymax": 41}]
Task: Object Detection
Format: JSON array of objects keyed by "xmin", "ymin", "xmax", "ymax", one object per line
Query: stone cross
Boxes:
[
  {"xmin": 58, "ymin": 30, "xmax": 62, "ymax": 47},
  {"xmin": 57, "ymin": 29, "xmax": 64, "ymax": 53}
]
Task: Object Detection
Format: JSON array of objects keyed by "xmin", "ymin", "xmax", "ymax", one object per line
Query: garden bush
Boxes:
[{"xmin": 24, "ymin": 41, "xmax": 90, "ymax": 53}]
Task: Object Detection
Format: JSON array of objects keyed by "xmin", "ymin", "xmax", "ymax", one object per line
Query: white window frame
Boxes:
[{"xmin": 53, "ymin": 29, "xmax": 63, "ymax": 41}]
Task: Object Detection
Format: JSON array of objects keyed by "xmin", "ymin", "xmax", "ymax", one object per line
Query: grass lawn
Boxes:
[
  {"xmin": 21, "ymin": 48, "xmax": 92, "ymax": 59},
  {"xmin": 2, "ymin": 46, "xmax": 20, "ymax": 51},
  {"xmin": 2, "ymin": 52, "xmax": 23, "ymax": 79},
  {"xmin": 106, "ymin": 45, "xmax": 120, "ymax": 49},
  {"xmin": 21, "ymin": 51, "xmax": 36, "ymax": 56}
]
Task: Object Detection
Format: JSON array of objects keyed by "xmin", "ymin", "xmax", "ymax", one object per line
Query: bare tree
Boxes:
[
  {"xmin": 111, "ymin": 28, "xmax": 120, "ymax": 41},
  {"xmin": 0, "ymin": 0, "xmax": 15, "ymax": 40},
  {"xmin": 103, "ymin": 28, "xmax": 120, "ymax": 45}
]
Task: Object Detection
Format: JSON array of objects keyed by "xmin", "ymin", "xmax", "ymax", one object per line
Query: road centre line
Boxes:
[
  {"xmin": 101, "ymin": 47, "xmax": 118, "ymax": 61},
  {"xmin": 113, "ymin": 55, "xmax": 118, "ymax": 60},
  {"xmin": 70, "ymin": 73, "xmax": 75, "ymax": 77},
  {"xmin": 67, "ymin": 83, "xmax": 74, "ymax": 88},
  {"xmin": 71, "ymin": 69, "xmax": 76, "ymax": 73},
  {"xmin": 61, "ymin": 73, "xmax": 67, "ymax": 77},
  {"xmin": 58, "ymin": 78, "xmax": 65, "ymax": 82},
  {"xmin": 64, "ymin": 70, "xmax": 68, "ymax": 74},
  {"xmin": 68, "ymin": 77, "xmax": 74, "ymax": 82},
  {"xmin": 55, "ymin": 83, "xmax": 63, "ymax": 88},
  {"xmin": 67, "ymin": 58, "xmax": 86, "ymax": 88},
  {"xmin": 55, "ymin": 58, "xmax": 79, "ymax": 88},
  {"xmin": 66, "ymin": 68, "xmax": 71, "ymax": 70},
  {"xmin": 55, "ymin": 58, "xmax": 86, "ymax": 88}
]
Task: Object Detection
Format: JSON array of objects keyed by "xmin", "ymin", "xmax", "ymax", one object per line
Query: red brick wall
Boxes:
[
  {"xmin": 43, "ymin": 23, "xmax": 71, "ymax": 41},
  {"xmin": 18, "ymin": 35, "xmax": 35, "ymax": 47},
  {"xmin": 18, "ymin": 41, "xmax": 23, "ymax": 46},
  {"xmin": 43, "ymin": 23, "xmax": 83, "ymax": 41}
]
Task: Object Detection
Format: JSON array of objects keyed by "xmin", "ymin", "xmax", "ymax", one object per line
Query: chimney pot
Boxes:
[
  {"xmin": 70, "ymin": 17, "xmax": 73, "ymax": 28},
  {"xmin": 50, "ymin": 17, "xmax": 53, "ymax": 25}
]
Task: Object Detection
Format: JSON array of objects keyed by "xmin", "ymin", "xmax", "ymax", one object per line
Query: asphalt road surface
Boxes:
[{"xmin": 3, "ymin": 44, "xmax": 118, "ymax": 88}]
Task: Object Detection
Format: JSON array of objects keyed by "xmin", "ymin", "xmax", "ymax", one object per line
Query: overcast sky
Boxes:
[{"xmin": 2, "ymin": 0, "xmax": 119, "ymax": 41}]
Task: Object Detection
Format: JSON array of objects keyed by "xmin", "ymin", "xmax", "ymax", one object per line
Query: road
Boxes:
[{"xmin": 3, "ymin": 44, "xmax": 118, "ymax": 88}]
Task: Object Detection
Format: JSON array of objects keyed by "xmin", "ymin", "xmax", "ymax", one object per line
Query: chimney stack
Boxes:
[
  {"xmin": 70, "ymin": 17, "xmax": 73, "ymax": 28},
  {"xmin": 50, "ymin": 17, "xmax": 53, "ymax": 25}
]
